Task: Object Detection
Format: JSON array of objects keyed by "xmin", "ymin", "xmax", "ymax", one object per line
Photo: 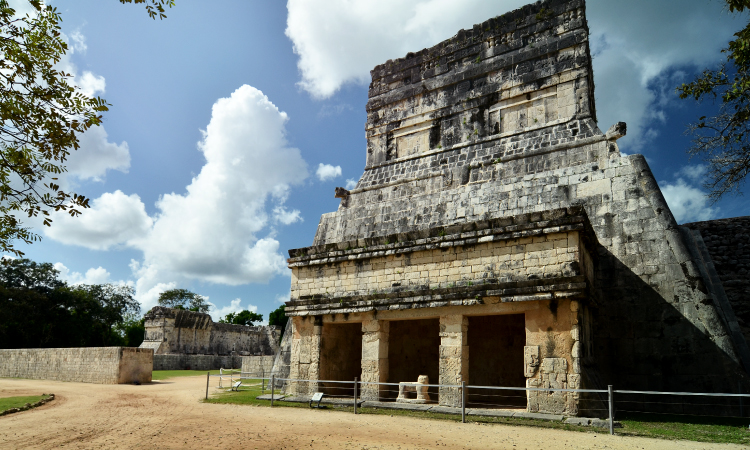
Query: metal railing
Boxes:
[{"xmin": 205, "ymin": 373, "xmax": 750, "ymax": 436}]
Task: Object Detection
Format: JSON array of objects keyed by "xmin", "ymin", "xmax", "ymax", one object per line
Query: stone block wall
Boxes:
[
  {"xmin": 0, "ymin": 347, "xmax": 152, "ymax": 384},
  {"xmin": 153, "ymin": 354, "xmax": 242, "ymax": 371},
  {"xmin": 240, "ymin": 355, "xmax": 275, "ymax": 376},
  {"xmin": 684, "ymin": 217, "xmax": 750, "ymax": 344}
]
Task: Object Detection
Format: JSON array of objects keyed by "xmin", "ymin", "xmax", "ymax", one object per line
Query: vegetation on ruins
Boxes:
[
  {"xmin": 268, "ymin": 304, "xmax": 288, "ymax": 337},
  {"xmin": 0, "ymin": 0, "xmax": 172, "ymax": 257},
  {"xmin": 219, "ymin": 309, "xmax": 263, "ymax": 326},
  {"xmin": 0, "ymin": 258, "xmax": 143, "ymax": 348},
  {"xmin": 157, "ymin": 288, "xmax": 210, "ymax": 313},
  {"xmin": 678, "ymin": 0, "xmax": 750, "ymax": 201}
]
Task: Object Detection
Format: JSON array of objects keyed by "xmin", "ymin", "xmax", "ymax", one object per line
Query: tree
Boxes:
[
  {"xmin": 219, "ymin": 310, "xmax": 263, "ymax": 326},
  {"xmin": 157, "ymin": 288, "xmax": 210, "ymax": 313},
  {"xmin": 0, "ymin": 0, "xmax": 173, "ymax": 257},
  {"xmin": 0, "ymin": 258, "xmax": 142, "ymax": 348},
  {"xmin": 677, "ymin": 0, "xmax": 750, "ymax": 201},
  {"xmin": 268, "ymin": 304, "xmax": 288, "ymax": 337}
]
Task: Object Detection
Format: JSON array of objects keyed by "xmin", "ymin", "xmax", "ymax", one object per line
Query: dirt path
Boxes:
[{"xmin": 0, "ymin": 376, "xmax": 741, "ymax": 449}]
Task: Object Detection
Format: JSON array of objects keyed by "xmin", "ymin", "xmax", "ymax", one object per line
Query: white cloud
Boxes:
[
  {"xmin": 273, "ymin": 206, "xmax": 303, "ymax": 225},
  {"xmin": 45, "ymin": 85, "xmax": 307, "ymax": 311},
  {"xmin": 275, "ymin": 289, "xmax": 291, "ymax": 304},
  {"xmin": 65, "ymin": 126, "xmax": 130, "ymax": 182},
  {"xmin": 316, "ymin": 163, "xmax": 342, "ymax": 181},
  {"xmin": 660, "ymin": 165, "xmax": 718, "ymax": 224},
  {"xmin": 345, "ymin": 178, "xmax": 358, "ymax": 190},
  {"xmin": 76, "ymin": 71, "xmax": 106, "ymax": 97},
  {"xmin": 208, "ymin": 298, "xmax": 260, "ymax": 322},
  {"xmin": 54, "ymin": 262, "xmax": 112, "ymax": 285},
  {"xmin": 44, "ymin": 190, "xmax": 153, "ymax": 250},
  {"xmin": 285, "ymin": 0, "xmax": 742, "ymax": 150},
  {"xmin": 69, "ymin": 29, "xmax": 87, "ymax": 54}
]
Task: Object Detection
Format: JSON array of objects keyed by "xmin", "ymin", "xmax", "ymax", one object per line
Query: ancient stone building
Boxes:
[
  {"xmin": 139, "ymin": 306, "xmax": 280, "ymax": 370},
  {"xmin": 284, "ymin": 0, "xmax": 750, "ymax": 415}
]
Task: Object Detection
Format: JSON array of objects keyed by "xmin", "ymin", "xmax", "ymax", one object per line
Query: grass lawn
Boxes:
[
  {"xmin": 203, "ymin": 384, "xmax": 750, "ymax": 445},
  {"xmin": 152, "ymin": 370, "xmax": 229, "ymax": 380},
  {"xmin": 0, "ymin": 395, "xmax": 48, "ymax": 413}
]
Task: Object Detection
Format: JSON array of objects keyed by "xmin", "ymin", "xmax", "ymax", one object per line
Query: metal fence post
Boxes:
[
  {"xmin": 205, "ymin": 371, "xmax": 210, "ymax": 400},
  {"xmin": 354, "ymin": 377, "xmax": 358, "ymax": 415},
  {"xmin": 461, "ymin": 381, "xmax": 466, "ymax": 423},
  {"xmin": 271, "ymin": 375, "xmax": 275, "ymax": 407},
  {"xmin": 608, "ymin": 385, "xmax": 614, "ymax": 435}
]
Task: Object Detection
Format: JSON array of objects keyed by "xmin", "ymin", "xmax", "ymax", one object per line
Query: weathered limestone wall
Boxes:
[
  {"xmin": 153, "ymin": 354, "xmax": 241, "ymax": 371},
  {"xmin": 684, "ymin": 217, "xmax": 750, "ymax": 344},
  {"xmin": 0, "ymin": 347, "xmax": 152, "ymax": 384},
  {"xmin": 240, "ymin": 355, "xmax": 275, "ymax": 376},
  {"xmin": 140, "ymin": 307, "xmax": 280, "ymax": 357}
]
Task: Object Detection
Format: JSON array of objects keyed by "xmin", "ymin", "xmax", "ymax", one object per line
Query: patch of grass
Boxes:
[
  {"xmin": 0, "ymin": 395, "xmax": 47, "ymax": 413},
  {"xmin": 616, "ymin": 412, "xmax": 750, "ymax": 445},
  {"xmin": 203, "ymin": 390, "xmax": 750, "ymax": 445},
  {"xmin": 152, "ymin": 369, "xmax": 224, "ymax": 380}
]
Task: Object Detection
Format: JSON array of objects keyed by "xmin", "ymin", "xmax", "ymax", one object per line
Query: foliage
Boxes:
[
  {"xmin": 0, "ymin": 0, "xmax": 173, "ymax": 257},
  {"xmin": 114, "ymin": 313, "xmax": 145, "ymax": 347},
  {"xmin": 157, "ymin": 288, "xmax": 209, "ymax": 313},
  {"xmin": 268, "ymin": 304, "xmax": 288, "ymax": 337},
  {"xmin": 0, "ymin": 258, "xmax": 140, "ymax": 348},
  {"xmin": 0, "ymin": 1, "xmax": 108, "ymax": 256},
  {"xmin": 219, "ymin": 310, "xmax": 263, "ymax": 326},
  {"xmin": 677, "ymin": 0, "xmax": 750, "ymax": 201},
  {"xmin": 118, "ymin": 0, "xmax": 174, "ymax": 20}
]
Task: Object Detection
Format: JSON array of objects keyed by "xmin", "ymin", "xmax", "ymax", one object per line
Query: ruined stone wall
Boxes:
[
  {"xmin": 684, "ymin": 217, "xmax": 750, "ymax": 344},
  {"xmin": 140, "ymin": 307, "xmax": 279, "ymax": 357},
  {"xmin": 290, "ymin": 0, "xmax": 750, "ymax": 397},
  {"xmin": 240, "ymin": 355, "xmax": 275, "ymax": 376},
  {"xmin": 0, "ymin": 347, "xmax": 152, "ymax": 384},
  {"xmin": 153, "ymin": 354, "xmax": 242, "ymax": 371}
]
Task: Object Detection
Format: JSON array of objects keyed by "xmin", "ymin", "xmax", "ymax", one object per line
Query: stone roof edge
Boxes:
[{"xmin": 287, "ymin": 206, "xmax": 593, "ymax": 263}]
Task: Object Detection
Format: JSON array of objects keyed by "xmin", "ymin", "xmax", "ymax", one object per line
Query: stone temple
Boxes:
[{"xmin": 282, "ymin": 0, "xmax": 750, "ymax": 415}]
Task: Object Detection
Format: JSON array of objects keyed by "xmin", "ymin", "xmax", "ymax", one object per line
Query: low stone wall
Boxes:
[
  {"xmin": 0, "ymin": 347, "xmax": 152, "ymax": 384},
  {"xmin": 153, "ymin": 354, "xmax": 241, "ymax": 371},
  {"xmin": 240, "ymin": 355, "xmax": 275, "ymax": 376}
]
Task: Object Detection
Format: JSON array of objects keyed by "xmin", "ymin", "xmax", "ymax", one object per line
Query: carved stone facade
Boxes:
[{"xmin": 285, "ymin": 0, "xmax": 750, "ymax": 416}]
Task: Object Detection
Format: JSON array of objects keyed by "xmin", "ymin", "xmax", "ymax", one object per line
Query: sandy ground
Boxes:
[{"xmin": 0, "ymin": 376, "xmax": 744, "ymax": 450}]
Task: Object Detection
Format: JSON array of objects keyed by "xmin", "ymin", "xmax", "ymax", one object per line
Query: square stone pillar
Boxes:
[
  {"xmin": 288, "ymin": 316, "xmax": 321, "ymax": 397},
  {"xmin": 439, "ymin": 315, "xmax": 468, "ymax": 407},
  {"xmin": 360, "ymin": 319, "xmax": 389, "ymax": 401}
]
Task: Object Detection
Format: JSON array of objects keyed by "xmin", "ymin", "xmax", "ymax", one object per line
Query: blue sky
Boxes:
[{"xmin": 10, "ymin": 0, "xmax": 748, "ymax": 321}]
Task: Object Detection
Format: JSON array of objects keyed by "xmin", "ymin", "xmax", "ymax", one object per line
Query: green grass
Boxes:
[
  {"xmin": 203, "ymin": 387, "xmax": 750, "ymax": 445},
  {"xmin": 616, "ymin": 412, "xmax": 750, "ymax": 445},
  {"xmin": 0, "ymin": 395, "xmax": 48, "ymax": 413},
  {"xmin": 152, "ymin": 369, "xmax": 227, "ymax": 380}
]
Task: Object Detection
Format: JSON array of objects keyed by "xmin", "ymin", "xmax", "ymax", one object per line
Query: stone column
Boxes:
[
  {"xmin": 288, "ymin": 316, "xmax": 321, "ymax": 397},
  {"xmin": 439, "ymin": 315, "xmax": 468, "ymax": 407},
  {"xmin": 360, "ymin": 319, "xmax": 389, "ymax": 401}
]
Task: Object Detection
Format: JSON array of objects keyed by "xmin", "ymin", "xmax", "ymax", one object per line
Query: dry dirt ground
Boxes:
[{"xmin": 0, "ymin": 376, "xmax": 743, "ymax": 450}]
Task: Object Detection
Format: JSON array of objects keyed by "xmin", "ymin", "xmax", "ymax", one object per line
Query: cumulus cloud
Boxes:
[
  {"xmin": 65, "ymin": 126, "xmax": 130, "ymax": 182},
  {"xmin": 316, "ymin": 163, "xmax": 342, "ymax": 181},
  {"xmin": 285, "ymin": 0, "xmax": 742, "ymax": 150},
  {"xmin": 660, "ymin": 165, "xmax": 718, "ymax": 224},
  {"xmin": 44, "ymin": 190, "xmax": 153, "ymax": 250},
  {"xmin": 345, "ymin": 178, "xmax": 358, "ymax": 190},
  {"xmin": 54, "ymin": 262, "xmax": 112, "ymax": 285},
  {"xmin": 45, "ymin": 86, "xmax": 308, "ymax": 310}
]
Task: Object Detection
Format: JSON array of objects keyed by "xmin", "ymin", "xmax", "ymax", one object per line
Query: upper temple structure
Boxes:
[{"xmin": 283, "ymin": 0, "xmax": 750, "ymax": 415}]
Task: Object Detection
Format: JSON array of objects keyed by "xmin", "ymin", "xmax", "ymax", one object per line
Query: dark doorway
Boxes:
[
  {"xmin": 388, "ymin": 318, "xmax": 440, "ymax": 401},
  {"xmin": 319, "ymin": 322, "xmax": 362, "ymax": 397},
  {"xmin": 468, "ymin": 314, "xmax": 526, "ymax": 408}
]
